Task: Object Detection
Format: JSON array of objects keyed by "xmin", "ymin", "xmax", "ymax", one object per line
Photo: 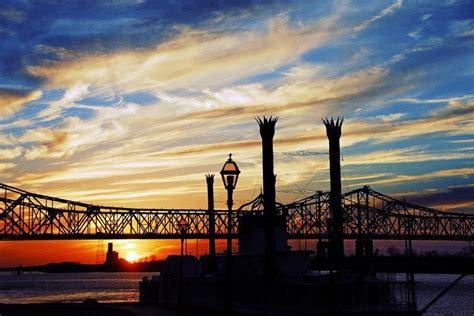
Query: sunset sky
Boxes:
[{"xmin": 0, "ymin": 0, "xmax": 473, "ymax": 266}]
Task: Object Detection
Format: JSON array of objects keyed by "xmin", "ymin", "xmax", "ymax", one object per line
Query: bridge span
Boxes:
[{"xmin": 1, "ymin": 183, "xmax": 472, "ymax": 241}]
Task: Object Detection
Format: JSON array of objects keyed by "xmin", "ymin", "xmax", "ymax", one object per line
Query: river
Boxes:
[{"xmin": 0, "ymin": 272, "xmax": 472, "ymax": 315}]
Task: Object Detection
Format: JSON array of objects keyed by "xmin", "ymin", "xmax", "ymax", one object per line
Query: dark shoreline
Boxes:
[
  {"xmin": 2, "ymin": 254, "xmax": 473, "ymax": 274},
  {"xmin": 0, "ymin": 260, "xmax": 163, "ymax": 273}
]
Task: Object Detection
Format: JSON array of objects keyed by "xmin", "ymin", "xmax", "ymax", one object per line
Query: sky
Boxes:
[{"xmin": 0, "ymin": 0, "xmax": 473, "ymax": 266}]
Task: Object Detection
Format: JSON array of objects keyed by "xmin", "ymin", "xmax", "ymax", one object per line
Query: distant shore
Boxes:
[
  {"xmin": 0, "ymin": 260, "xmax": 163, "ymax": 273},
  {"xmin": 2, "ymin": 253, "xmax": 473, "ymax": 274}
]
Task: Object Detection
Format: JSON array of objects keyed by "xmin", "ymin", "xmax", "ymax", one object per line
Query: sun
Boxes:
[{"xmin": 125, "ymin": 251, "xmax": 140, "ymax": 262}]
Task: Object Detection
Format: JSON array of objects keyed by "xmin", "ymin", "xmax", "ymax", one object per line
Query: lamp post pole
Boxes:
[
  {"xmin": 225, "ymin": 176, "xmax": 234, "ymax": 314},
  {"xmin": 177, "ymin": 219, "xmax": 188, "ymax": 311},
  {"xmin": 220, "ymin": 153, "xmax": 240, "ymax": 314},
  {"xmin": 178, "ymin": 231, "xmax": 184, "ymax": 309}
]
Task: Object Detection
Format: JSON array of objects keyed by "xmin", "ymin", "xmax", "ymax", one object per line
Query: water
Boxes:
[
  {"xmin": 0, "ymin": 272, "xmax": 472, "ymax": 315},
  {"xmin": 0, "ymin": 272, "xmax": 152, "ymax": 304},
  {"xmin": 413, "ymin": 274, "xmax": 474, "ymax": 316}
]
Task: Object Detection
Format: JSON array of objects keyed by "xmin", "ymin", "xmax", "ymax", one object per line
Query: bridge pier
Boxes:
[
  {"xmin": 317, "ymin": 240, "xmax": 330, "ymax": 260},
  {"xmin": 355, "ymin": 239, "xmax": 374, "ymax": 258}
]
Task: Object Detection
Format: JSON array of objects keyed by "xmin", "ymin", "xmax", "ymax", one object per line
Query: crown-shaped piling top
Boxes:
[
  {"xmin": 256, "ymin": 116, "xmax": 279, "ymax": 138},
  {"xmin": 205, "ymin": 173, "xmax": 215, "ymax": 183},
  {"xmin": 323, "ymin": 117, "xmax": 343, "ymax": 139}
]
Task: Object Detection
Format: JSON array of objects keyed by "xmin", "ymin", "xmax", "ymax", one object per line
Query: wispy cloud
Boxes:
[
  {"xmin": 396, "ymin": 95, "xmax": 474, "ymax": 104},
  {"xmin": 27, "ymin": 14, "xmax": 339, "ymax": 98},
  {"xmin": 352, "ymin": 168, "xmax": 474, "ymax": 187},
  {"xmin": 0, "ymin": 0, "xmax": 471, "ymax": 211},
  {"xmin": 353, "ymin": 0, "xmax": 403, "ymax": 32},
  {"xmin": 0, "ymin": 89, "xmax": 42, "ymax": 118}
]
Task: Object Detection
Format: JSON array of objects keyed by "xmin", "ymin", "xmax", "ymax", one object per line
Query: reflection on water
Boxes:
[
  {"xmin": 0, "ymin": 272, "xmax": 153, "ymax": 304},
  {"xmin": 411, "ymin": 274, "xmax": 474, "ymax": 316},
  {"xmin": 0, "ymin": 272, "xmax": 472, "ymax": 314}
]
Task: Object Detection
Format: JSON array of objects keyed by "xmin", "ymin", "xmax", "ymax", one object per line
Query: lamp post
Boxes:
[
  {"xmin": 220, "ymin": 153, "xmax": 240, "ymax": 314},
  {"xmin": 177, "ymin": 218, "xmax": 189, "ymax": 310}
]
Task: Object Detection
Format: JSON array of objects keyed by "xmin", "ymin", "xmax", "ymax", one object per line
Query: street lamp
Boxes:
[
  {"xmin": 177, "ymin": 218, "xmax": 189, "ymax": 309},
  {"xmin": 220, "ymin": 153, "xmax": 240, "ymax": 313}
]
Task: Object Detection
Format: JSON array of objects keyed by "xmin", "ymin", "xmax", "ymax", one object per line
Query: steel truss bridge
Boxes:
[{"xmin": 0, "ymin": 183, "xmax": 473, "ymax": 241}]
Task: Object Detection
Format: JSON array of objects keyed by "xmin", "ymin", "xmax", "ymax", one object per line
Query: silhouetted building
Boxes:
[{"xmin": 105, "ymin": 242, "xmax": 119, "ymax": 266}]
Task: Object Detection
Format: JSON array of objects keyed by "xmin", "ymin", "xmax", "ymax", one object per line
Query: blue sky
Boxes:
[{"xmin": 0, "ymin": 0, "xmax": 473, "ymax": 214}]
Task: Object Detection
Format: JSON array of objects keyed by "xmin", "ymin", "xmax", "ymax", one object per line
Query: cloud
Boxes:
[
  {"xmin": 0, "ymin": 147, "xmax": 22, "ymax": 160},
  {"xmin": 170, "ymin": 66, "xmax": 387, "ymax": 122},
  {"xmin": 397, "ymin": 185, "xmax": 474, "ymax": 213},
  {"xmin": 374, "ymin": 113, "xmax": 405, "ymax": 122},
  {"xmin": 395, "ymin": 95, "xmax": 474, "ymax": 104},
  {"xmin": 0, "ymin": 89, "xmax": 42, "ymax": 118},
  {"xmin": 21, "ymin": 128, "xmax": 70, "ymax": 160},
  {"xmin": 11, "ymin": 95, "xmax": 473, "ymax": 205},
  {"xmin": 27, "ymin": 14, "xmax": 339, "ymax": 97},
  {"xmin": 449, "ymin": 19, "xmax": 474, "ymax": 37},
  {"xmin": 0, "ymin": 7, "xmax": 26, "ymax": 23},
  {"xmin": 421, "ymin": 14, "xmax": 433, "ymax": 21},
  {"xmin": 37, "ymin": 84, "xmax": 90, "ymax": 121},
  {"xmin": 339, "ymin": 97, "xmax": 474, "ymax": 146},
  {"xmin": 352, "ymin": 168, "xmax": 474, "ymax": 187},
  {"xmin": 0, "ymin": 163, "xmax": 15, "ymax": 172},
  {"xmin": 353, "ymin": 0, "xmax": 403, "ymax": 32},
  {"xmin": 1, "ymin": 2, "xmax": 471, "ymax": 212}
]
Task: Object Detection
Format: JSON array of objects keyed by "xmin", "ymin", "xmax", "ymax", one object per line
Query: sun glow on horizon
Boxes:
[{"xmin": 125, "ymin": 251, "xmax": 140, "ymax": 263}]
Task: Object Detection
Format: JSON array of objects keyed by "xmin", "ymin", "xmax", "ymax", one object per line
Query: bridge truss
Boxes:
[{"xmin": 0, "ymin": 183, "xmax": 473, "ymax": 241}]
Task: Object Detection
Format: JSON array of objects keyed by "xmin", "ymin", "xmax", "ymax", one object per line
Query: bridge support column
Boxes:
[
  {"xmin": 317, "ymin": 240, "xmax": 330, "ymax": 260},
  {"xmin": 355, "ymin": 239, "xmax": 374, "ymax": 258},
  {"xmin": 355, "ymin": 239, "xmax": 364, "ymax": 258},
  {"xmin": 206, "ymin": 174, "xmax": 216, "ymax": 271}
]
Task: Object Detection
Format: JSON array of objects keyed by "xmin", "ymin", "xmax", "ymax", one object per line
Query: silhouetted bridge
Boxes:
[{"xmin": 1, "ymin": 183, "xmax": 472, "ymax": 241}]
